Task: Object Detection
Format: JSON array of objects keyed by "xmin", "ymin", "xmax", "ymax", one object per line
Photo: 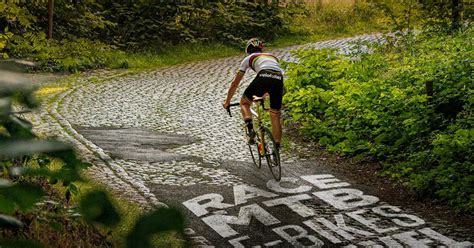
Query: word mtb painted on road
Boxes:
[{"xmin": 182, "ymin": 174, "xmax": 473, "ymax": 247}]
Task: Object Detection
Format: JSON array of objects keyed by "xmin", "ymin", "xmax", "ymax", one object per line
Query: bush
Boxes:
[
  {"xmin": 97, "ymin": 1, "xmax": 290, "ymax": 49},
  {"xmin": 7, "ymin": 32, "xmax": 121, "ymax": 72},
  {"xmin": 283, "ymin": 28, "xmax": 473, "ymax": 212},
  {"xmin": 290, "ymin": 0, "xmax": 408, "ymax": 38}
]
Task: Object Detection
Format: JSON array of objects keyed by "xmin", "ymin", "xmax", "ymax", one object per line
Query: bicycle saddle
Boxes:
[{"xmin": 252, "ymin": 94, "xmax": 268, "ymax": 102}]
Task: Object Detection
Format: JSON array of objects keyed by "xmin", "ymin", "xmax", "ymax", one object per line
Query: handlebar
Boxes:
[{"xmin": 226, "ymin": 103, "xmax": 240, "ymax": 117}]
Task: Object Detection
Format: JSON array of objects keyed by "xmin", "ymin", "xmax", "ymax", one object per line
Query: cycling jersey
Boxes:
[
  {"xmin": 238, "ymin": 52, "xmax": 284, "ymax": 111},
  {"xmin": 239, "ymin": 53, "xmax": 283, "ymax": 74}
]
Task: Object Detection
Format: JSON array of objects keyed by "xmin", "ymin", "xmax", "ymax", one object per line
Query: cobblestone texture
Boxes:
[{"xmin": 28, "ymin": 34, "xmax": 382, "ymax": 205}]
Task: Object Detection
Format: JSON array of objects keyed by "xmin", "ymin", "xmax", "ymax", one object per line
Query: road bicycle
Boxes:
[{"xmin": 226, "ymin": 96, "xmax": 281, "ymax": 181}]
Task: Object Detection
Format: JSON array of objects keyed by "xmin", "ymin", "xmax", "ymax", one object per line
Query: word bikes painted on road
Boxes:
[{"xmin": 182, "ymin": 174, "xmax": 473, "ymax": 247}]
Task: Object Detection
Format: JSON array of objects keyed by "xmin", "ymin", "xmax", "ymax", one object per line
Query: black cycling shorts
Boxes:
[{"xmin": 242, "ymin": 70, "xmax": 284, "ymax": 111}]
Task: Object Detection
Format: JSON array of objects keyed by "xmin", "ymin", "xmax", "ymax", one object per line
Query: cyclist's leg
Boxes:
[
  {"xmin": 269, "ymin": 110, "xmax": 282, "ymax": 145},
  {"xmin": 241, "ymin": 78, "xmax": 261, "ymax": 143},
  {"xmin": 268, "ymin": 76, "xmax": 284, "ymax": 148},
  {"xmin": 242, "ymin": 76, "xmax": 265, "ymax": 130},
  {"xmin": 240, "ymin": 99, "xmax": 256, "ymax": 144},
  {"xmin": 240, "ymin": 96, "xmax": 255, "ymax": 142},
  {"xmin": 240, "ymin": 96, "xmax": 252, "ymax": 121}
]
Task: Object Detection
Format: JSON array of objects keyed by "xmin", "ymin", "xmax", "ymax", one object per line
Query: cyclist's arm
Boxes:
[{"xmin": 224, "ymin": 71, "xmax": 245, "ymax": 107}]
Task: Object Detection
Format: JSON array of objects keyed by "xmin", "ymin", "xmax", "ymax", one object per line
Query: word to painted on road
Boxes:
[{"xmin": 183, "ymin": 174, "xmax": 473, "ymax": 247}]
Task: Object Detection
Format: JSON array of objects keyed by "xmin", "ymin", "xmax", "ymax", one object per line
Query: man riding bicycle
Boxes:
[{"xmin": 223, "ymin": 38, "xmax": 284, "ymax": 150}]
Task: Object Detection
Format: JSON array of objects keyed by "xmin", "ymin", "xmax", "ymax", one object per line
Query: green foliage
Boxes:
[
  {"xmin": 0, "ymin": 70, "xmax": 89, "ymax": 236},
  {"xmin": 3, "ymin": 30, "xmax": 240, "ymax": 72},
  {"xmin": 0, "ymin": 2, "xmax": 35, "ymax": 59},
  {"xmin": 0, "ymin": 29, "xmax": 13, "ymax": 59},
  {"xmin": 79, "ymin": 190, "xmax": 120, "ymax": 227},
  {"xmin": 286, "ymin": 0, "xmax": 412, "ymax": 43},
  {"xmin": 417, "ymin": 0, "xmax": 472, "ymax": 31},
  {"xmin": 98, "ymin": 1, "xmax": 289, "ymax": 49},
  {"xmin": 368, "ymin": 0, "xmax": 472, "ymax": 32},
  {"xmin": 0, "ymin": 2, "xmax": 36, "ymax": 29},
  {"xmin": 1, "ymin": 0, "xmax": 447, "ymax": 72},
  {"xmin": 22, "ymin": 0, "xmax": 115, "ymax": 40},
  {"xmin": 0, "ymin": 1, "xmax": 296, "ymax": 71},
  {"xmin": 0, "ymin": 239, "xmax": 44, "ymax": 248},
  {"xmin": 126, "ymin": 208, "xmax": 185, "ymax": 248},
  {"xmin": 366, "ymin": 0, "xmax": 422, "ymax": 31},
  {"xmin": 0, "ymin": 184, "xmax": 45, "ymax": 213},
  {"xmin": 284, "ymin": 28, "xmax": 473, "ymax": 212},
  {"xmin": 6, "ymin": 33, "xmax": 122, "ymax": 72},
  {"xmin": 315, "ymin": 1, "xmax": 379, "ymax": 31},
  {"xmin": 2, "ymin": 1, "xmax": 291, "ymax": 48}
]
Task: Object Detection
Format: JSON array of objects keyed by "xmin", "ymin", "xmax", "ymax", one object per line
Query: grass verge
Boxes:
[
  {"xmin": 1, "ymin": 156, "xmax": 183, "ymax": 247},
  {"xmin": 73, "ymin": 179, "xmax": 183, "ymax": 247},
  {"xmin": 106, "ymin": 42, "xmax": 240, "ymax": 71}
]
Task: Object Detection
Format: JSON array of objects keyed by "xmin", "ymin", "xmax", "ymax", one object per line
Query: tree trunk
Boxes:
[
  {"xmin": 426, "ymin": 81, "xmax": 433, "ymax": 103},
  {"xmin": 451, "ymin": 0, "xmax": 461, "ymax": 30},
  {"xmin": 47, "ymin": 0, "xmax": 54, "ymax": 39},
  {"xmin": 407, "ymin": 0, "xmax": 413, "ymax": 32}
]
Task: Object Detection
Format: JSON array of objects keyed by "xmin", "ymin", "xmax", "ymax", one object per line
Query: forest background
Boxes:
[
  {"xmin": 1, "ymin": 0, "xmax": 449, "ymax": 72},
  {"xmin": 0, "ymin": 0, "xmax": 472, "ymax": 247}
]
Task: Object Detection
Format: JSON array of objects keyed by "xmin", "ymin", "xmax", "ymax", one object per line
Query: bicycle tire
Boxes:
[
  {"xmin": 245, "ymin": 127, "xmax": 261, "ymax": 168},
  {"xmin": 262, "ymin": 127, "xmax": 281, "ymax": 181}
]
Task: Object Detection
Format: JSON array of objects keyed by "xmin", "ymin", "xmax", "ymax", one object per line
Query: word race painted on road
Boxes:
[{"xmin": 183, "ymin": 174, "xmax": 473, "ymax": 247}]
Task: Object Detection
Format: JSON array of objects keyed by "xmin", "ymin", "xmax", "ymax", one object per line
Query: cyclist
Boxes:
[{"xmin": 223, "ymin": 38, "xmax": 284, "ymax": 150}]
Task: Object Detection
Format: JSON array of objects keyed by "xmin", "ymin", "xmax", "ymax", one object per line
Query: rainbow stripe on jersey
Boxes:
[{"xmin": 248, "ymin": 53, "xmax": 279, "ymax": 71}]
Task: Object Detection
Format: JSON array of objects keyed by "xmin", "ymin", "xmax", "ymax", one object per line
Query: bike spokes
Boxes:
[
  {"xmin": 262, "ymin": 128, "xmax": 281, "ymax": 181},
  {"xmin": 246, "ymin": 128, "xmax": 261, "ymax": 168}
]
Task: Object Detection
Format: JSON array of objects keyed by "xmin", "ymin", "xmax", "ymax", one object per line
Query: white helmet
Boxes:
[{"xmin": 245, "ymin": 38, "xmax": 264, "ymax": 54}]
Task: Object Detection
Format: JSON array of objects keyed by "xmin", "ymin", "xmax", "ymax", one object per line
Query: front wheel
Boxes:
[
  {"xmin": 262, "ymin": 127, "xmax": 281, "ymax": 181},
  {"xmin": 246, "ymin": 128, "xmax": 261, "ymax": 168}
]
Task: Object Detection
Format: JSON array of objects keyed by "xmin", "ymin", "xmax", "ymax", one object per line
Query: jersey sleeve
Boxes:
[{"xmin": 238, "ymin": 55, "xmax": 251, "ymax": 73}]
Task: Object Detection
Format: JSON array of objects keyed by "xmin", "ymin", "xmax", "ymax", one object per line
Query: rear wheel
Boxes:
[{"xmin": 262, "ymin": 127, "xmax": 281, "ymax": 181}]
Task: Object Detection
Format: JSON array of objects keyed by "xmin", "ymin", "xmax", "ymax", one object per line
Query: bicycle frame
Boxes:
[
  {"xmin": 226, "ymin": 98, "xmax": 282, "ymax": 181},
  {"xmin": 251, "ymin": 101, "xmax": 267, "ymax": 156},
  {"xmin": 226, "ymin": 99, "xmax": 267, "ymax": 154}
]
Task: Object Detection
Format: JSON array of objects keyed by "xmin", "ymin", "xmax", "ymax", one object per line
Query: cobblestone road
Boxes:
[{"xmin": 32, "ymin": 35, "xmax": 473, "ymax": 247}]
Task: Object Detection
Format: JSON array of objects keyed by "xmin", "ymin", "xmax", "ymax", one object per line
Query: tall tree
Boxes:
[
  {"xmin": 47, "ymin": 0, "xmax": 54, "ymax": 39},
  {"xmin": 417, "ymin": 0, "xmax": 465, "ymax": 30}
]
